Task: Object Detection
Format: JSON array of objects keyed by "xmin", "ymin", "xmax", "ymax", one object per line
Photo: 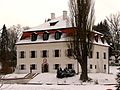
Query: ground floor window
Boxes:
[
  {"xmin": 54, "ymin": 64, "xmax": 60, "ymax": 70},
  {"xmin": 67, "ymin": 64, "xmax": 73, "ymax": 69},
  {"xmin": 95, "ymin": 65, "xmax": 97, "ymax": 69},
  {"xmin": 90, "ymin": 64, "xmax": 92, "ymax": 69},
  {"xmin": 104, "ymin": 64, "xmax": 106, "ymax": 69},
  {"xmin": 20, "ymin": 64, "xmax": 26, "ymax": 70},
  {"xmin": 30, "ymin": 64, "xmax": 37, "ymax": 70}
]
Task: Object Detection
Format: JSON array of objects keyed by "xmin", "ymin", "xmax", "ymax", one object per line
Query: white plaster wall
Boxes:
[{"xmin": 16, "ymin": 42, "xmax": 109, "ymax": 74}]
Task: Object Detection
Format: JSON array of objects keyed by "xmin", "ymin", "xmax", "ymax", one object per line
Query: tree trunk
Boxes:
[{"xmin": 80, "ymin": 42, "xmax": 89, "ymax": 81}]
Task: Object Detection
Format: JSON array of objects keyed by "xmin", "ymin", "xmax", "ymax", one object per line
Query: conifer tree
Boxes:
[{"xmin": 0, "ymin": 24, "xmax": 12, "ymax": 74}]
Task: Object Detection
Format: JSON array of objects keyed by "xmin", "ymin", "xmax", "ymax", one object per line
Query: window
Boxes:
[
  {"xmin": 95, "ymin": 65, "xmax": 97, "ymax": 69},
  {"xmin": 30, "ymin": 51, "xmax": 36, "ymax": 58},
  {"xmin": 30, "ymin": 64, "xmax": 37, "ymax": 70},
  {"xmin": 20, "ymin": 64, "xmax": 26, "ymax": 70},
  {"xmin": 42, "ymin": 50, "xmax": 48, "ymax": 58},
  {"xmin": 101, "ymin": 37, "xmax": 104, "ymax": 44},
  {"xmin": 95, "ymin": 35, "xmax": 98, "ymax": 42},
  {"xmin": 50, "ymin": 21, "xmax": 59, "ymax": 26},
  {"xmin": 104, "ymin": 52, "xmax": 106, "ymax": 59},
  {"xmin": 67, "ymin": 49, "xmax": 72, "ymax": 57},
  {"xmin": 19, "ymin": 51, "xmax": 25, "ymax": 58},
  {"xmin": 54, "ymin": 50, "xmax": 60, "ymax": 57},
  {"xmin": 68, "ymin": 64, "xmax": 73, "ymax": 69},
  {"xmin": 55, "ymin": 31, "xmax": 62, "ymax": 40},
  {"xmin": 90, "ymin": 64, "xmax": 92, "ymax": 69},
  {"xmin": 89, "ymin": 51, "xmax": 93, "ymax": 58},
  {"xmin": 43, "ymin": 31, "xmax": 49, "ymax": 41},
  {"xmin": 54, "ymin": 64, "xmax": 60, "ymax": 70},
  {"xmin": 104, "ymin": 64, "xmax": 106, "ymax": 69},
  {"xmin": 31, "ymin": 32, "xmax": 37, "ymax": 41},
  {"xmin": 96, "ymin": 52, "xmax": 99, "ymax": 59}
]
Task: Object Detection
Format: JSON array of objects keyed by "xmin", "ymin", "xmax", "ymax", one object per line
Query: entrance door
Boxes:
[{"xmin": 42, "ymin": 64, "xmax": 49, "ymax": 73}]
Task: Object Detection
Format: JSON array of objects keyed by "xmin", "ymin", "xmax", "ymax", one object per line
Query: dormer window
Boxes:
[
  {"xmin": 94, "ymin": 34, "xmax": 98, "ymax": 42},
  {"xmin": 31, "ymin": 32, "xmax": 37, "ymax": 41},
  {"xmin": 43, "ymin": 31, "xmax": 49, "ymax": 41},
  {"xmin": 101, "ymin": 36, "xmax": 105, "ymax": 44},
  {"xmin": 55, "ymin": 31, "xmax": 62, "ymax": 40},
  {"xmin": 49, "ymin": 21, "xmax": 59, "ymax": 26}
]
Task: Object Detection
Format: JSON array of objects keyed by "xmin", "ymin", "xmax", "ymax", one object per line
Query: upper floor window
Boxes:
[
  {"xmin": 42, "ymin": 50, "xmax": 48, "ymax": 58},
  {"xmin": 104, "ymin": 52, "xmax": 106, "ymax": 59},
  {"xmin": 31, "ymin": 32, "xmax": 37, "ymax": 41},
  {"xmin": 89, "ymin": 51, "xmax": 93, "ymax": 58},
  {"xmin": 19, "ymin": 51, "xmax": 25, "ymax": 58},
  {"xmin": 43, "ymin": 31, "xmax": 49, "ymax": 41},
  {"xmin": 30, "ymin": 51, "xmax": 36, "ymax": 58},
  {"xmin": 67, "ymin": 49, "xmax": 73, "ymax": 57},
  {"xmin": 55, "ymin": 31, "xmax": 62, "ymax": 40},
  {"xmin": 54, "ymin": 49, "xmax": 60, "ymax": 57},
  {"xmin": 96, "ymin": 52, "xmax": 99, "ymax": 59}
]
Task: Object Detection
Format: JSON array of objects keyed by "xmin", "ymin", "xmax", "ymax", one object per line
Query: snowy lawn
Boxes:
[
  {"xmin": 1, "ymin": 73, "xmax": 27, "ymax": 79},
  {"xmin": 0, "ymin": 84, "xmax": 116, "ymax": 90},
  {"xmin": 0, "ymin": 66, "xmax": 119, "ymax": 90},
  {"xmin": 29, "ymin": 66, "xmax": 117, "ymax": 85}
]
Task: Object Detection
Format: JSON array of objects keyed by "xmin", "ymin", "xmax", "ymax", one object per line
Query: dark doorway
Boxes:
[{"xmin": 42, "ymin": 64, "xmax": 49, "ymax": 73}]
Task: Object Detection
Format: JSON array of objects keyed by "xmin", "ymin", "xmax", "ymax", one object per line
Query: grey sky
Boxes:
[{"xmin": 0, "ymin": 0, "xmax": 120, "ymax": 28}]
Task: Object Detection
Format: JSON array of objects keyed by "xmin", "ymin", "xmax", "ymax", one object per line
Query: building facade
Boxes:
[{"xmin": 16, "ymin": 11, "xmax": 109, "ymax": 74}]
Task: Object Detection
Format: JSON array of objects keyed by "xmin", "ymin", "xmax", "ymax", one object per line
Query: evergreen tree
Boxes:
[
  {"xmin": 93, "ymin": 19, "xmax": 111, "ymax": 43},
  {"xmin": 0, "ymin": 24, "xmax": 12, "ymax": 74}
]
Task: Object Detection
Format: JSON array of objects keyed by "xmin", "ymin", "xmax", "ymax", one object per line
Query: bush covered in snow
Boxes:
[{"xmin": 56, "ymin": 67, "xmax": 76, "ymax": 78}]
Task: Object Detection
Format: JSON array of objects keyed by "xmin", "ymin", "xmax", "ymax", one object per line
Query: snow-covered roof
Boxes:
[{"xmin": 24, "ymin": 15, "xmax": 72, "ymax": 32}]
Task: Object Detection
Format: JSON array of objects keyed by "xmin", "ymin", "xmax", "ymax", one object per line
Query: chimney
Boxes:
[
  {"xmin": 63, "ymin": 11, "xmax": 67, "ymax": 20},
  {"xmin": 51, "ymin": 13, "xmax": 55, "ymax": 20}
]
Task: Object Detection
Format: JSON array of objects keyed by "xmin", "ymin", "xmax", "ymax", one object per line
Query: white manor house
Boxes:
[{"xmin": 16, "ymin": 11, "xmax": 109, "ymax": 74}]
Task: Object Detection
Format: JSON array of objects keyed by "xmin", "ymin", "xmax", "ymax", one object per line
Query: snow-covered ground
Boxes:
[
  {"xmin": 0, "ymin": 66, "xmax": 119, "ymax": 90},
  {"xmin": 2, "ymin": 73, "xmax": 27, "ymax": 79}
]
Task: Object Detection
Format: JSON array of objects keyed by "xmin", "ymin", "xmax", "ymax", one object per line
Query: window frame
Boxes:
[
  {"xmin": 20, "ymin": 64, "xmax": 26, "ymax": 70},
  {"xmin": 67, "ymin": 64, "xmax": 73, "ymax": 69},
  {"xmin": 30, "ymin": 64, "xmax": 37, "ymax": 70},
  {"xmin": 54, "ymin": 64, "xmax": 60, "ymax": 70},
  {"xmin": 19, "ymin": 51, "xmax": 25, "ymax": 59},
  {"xmin": 43, "ymin": 31, "xmax": 49, "ymax": 41},
  {"xmin": 42, "ymin": 50, "xmax": 48, "ymax": 58},
  {"xmin": 103, "ymin": 52, "xmax": 106, "ymax": 59},
  {"xmin": 90, "ymin": 64, "xmax": 92, "ymax": 69},
  {"xmin": 30, "ymin": 51, "xmax": 36, "ymax": 58},
  {"xmin": 67, "ymin": 49, "xmax": 73, "ymax": 57},
  {"xmin": 54, "ymin": 49, "xmax": 60, "ymax": 57},
  {"xmin": 96, "ymin": 52, "xmax": 99, "ymax": 59}
]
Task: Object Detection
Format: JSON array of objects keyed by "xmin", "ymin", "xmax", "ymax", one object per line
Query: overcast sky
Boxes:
[{"xmin": 0, "ymin": 0, "xmax": 120, "ymax": 28}]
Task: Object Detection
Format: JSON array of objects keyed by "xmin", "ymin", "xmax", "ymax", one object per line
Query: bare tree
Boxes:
[
  {"xmin": 68, "ymin": 0, "xmax": 95, "ymax": 81},
  {"xmin": 107, "ymin": 12, "xmax": 120, "ymax": 63}
]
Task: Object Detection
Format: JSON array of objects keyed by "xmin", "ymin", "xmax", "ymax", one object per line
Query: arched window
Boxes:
[
  {"xmin": 31, "ymin": 32, "xmax": 37, "ymax": 41},
  {"xmin": 55, "ymin": 31, "xmax": 62, "ymax": 40},
  {"xmin": 43, "ymin": 31, "xmax": 49, "ymax": 41}
]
